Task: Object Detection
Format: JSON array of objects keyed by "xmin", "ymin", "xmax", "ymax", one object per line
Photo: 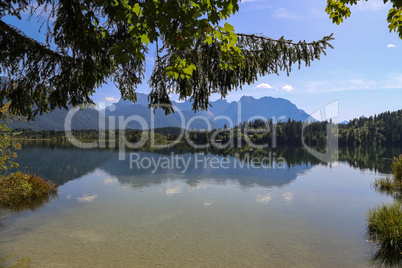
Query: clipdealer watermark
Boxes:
[
  {"xmin": 64, "ymin": 100, "xmax": 339, "ymax": 172},
  {"xmin": 129, "ymin": 152, "xmax": 286, "ymax": 174}
]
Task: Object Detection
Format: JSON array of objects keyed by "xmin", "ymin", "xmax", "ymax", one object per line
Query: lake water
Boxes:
[{"xmin": 0, "ymin": 143, "xmax": 401, "ymax": 267}]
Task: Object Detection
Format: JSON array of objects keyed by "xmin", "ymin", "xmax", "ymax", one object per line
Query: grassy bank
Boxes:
[
  {"xmin": 0, "ymin": 172, "xmax": 58, "ymax": 210},
  {"xmin": 367, "ymin": 203, "xmax": 402, "ymax": 251},
  {"xmin": 368, "ymin": 155, "xmax": 402, "ymax": 257}
]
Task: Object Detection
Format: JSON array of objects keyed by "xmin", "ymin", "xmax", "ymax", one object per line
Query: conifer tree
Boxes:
[{"xmin": 1, "ymin": 0, "xmax": 334, "ymax": 119}]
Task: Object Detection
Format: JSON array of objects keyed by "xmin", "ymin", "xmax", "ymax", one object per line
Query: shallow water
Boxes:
[{"xmin": 0, "ymin": 145, "xmax": 399, "ymax": 267}]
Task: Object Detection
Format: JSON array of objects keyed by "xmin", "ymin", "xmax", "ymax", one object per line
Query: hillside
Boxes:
[{"xmin": 5, "ymin": 92, "xmax": 312, "ymax": 130}]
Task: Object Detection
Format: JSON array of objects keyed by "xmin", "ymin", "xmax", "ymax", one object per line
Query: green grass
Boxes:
[
  {"xmin": 372, "ymin": 156, "xmax": 402, "ymax": 201},
  {"xmin": 373, "ymin": 177, "xmax": 402, "ymax": 191},
  {"xmin": 0, "ymin": 172, "xmax": 58, "ymax": 210},
  {"xmin": 393, "ymin": 154, "xmax": 402, "ymax": 182},
  {"xmin": 367, "ymin": 203, "xmax": 402, "ymax": 252},
  {"xmin": 373, "ymin": 177, "xmax": 402, "ymax": 200}
]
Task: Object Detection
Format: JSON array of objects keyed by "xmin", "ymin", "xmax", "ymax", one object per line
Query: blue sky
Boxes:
[{"xmin": 3, "ymin": 0, "xmax": 402, "ymax": 122}]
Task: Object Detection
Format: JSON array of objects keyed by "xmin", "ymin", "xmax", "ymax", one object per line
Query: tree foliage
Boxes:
[
  {"xmin": 0, "ymin": 104, "xmax": 20, "ymax": 173},
  {"xmin": 1, "ymin": 0, "xmax": 333, "ymax": 119},
  {"xmin": 326, "ymin": 0, "xmax": 402, "ymax": 38}
]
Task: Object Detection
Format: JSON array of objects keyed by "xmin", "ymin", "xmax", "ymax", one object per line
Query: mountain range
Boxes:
[{"xmin": 5, "ymin": 92, "xmax": 312, "ymax": 130}]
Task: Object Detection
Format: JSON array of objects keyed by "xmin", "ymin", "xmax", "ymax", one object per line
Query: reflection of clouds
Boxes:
[
  {"xmin": 256, "ymin": 194, "xmax": 272, "ymax": 204},
  {"xmin": 165, "ymin": 185, "xmax": 183, "ymax": 197},
  {"xmin": 203, "ymin": 198, "xmax": 214, "ymax": 207},
  {"xmin": 282, "ymin": 192, "xmax": 293, "ymax": 205},
  {"xmin": 77, "ymin": 194, "xmax": 98, "ymax": 203},
  {"xmin": 120, "ymin": 184, "xmax": 131, "ymax": 189},
  {"xmin": 189, "ymin": 181, "xmax": 207, "ymax": 191},
  {"xmin": 103, "ymin": 177, "xmax": 118, "ymax": 185},
  {"xmin": 66, "ymin": 194, "xmax": 72, "ymax": 200}
]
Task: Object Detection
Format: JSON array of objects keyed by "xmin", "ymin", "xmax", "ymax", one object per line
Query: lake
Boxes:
[{"xmin": 0, "ymin": 142, "xmax": 401, "ymax": 267}]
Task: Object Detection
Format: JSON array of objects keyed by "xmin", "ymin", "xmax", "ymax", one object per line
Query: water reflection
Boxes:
[
  {"xmin": 368, "ymin": 245, "xmax": 402, "ymax": 268},
  {"xmin": 13, "ymin": 142, "xmax": 401, "ymax": 190},
  {"xmin": 1, "ymin": 142, "xmax": 401, "ymax": 267},
  {"xmin": 77, "ymin": 193, "xmax": 98, "ymax": 203},
  {"xmin": 369, "ymin": 170, "xmax": 402, "ymax": 266}
]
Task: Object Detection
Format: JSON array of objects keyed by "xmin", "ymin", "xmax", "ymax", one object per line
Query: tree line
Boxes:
[{"xmin": 9, "ymin": 109, "xmax": 402, "ymax": 147}]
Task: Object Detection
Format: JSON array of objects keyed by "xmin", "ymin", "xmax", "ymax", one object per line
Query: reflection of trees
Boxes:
[
  {"xmin": 15, "ymin": 141, "xmax": 401, "ymax": 188},
  {"xmin": 338, "ymin": 146, "xmax": 400, "ymax": 174},
  {"xmin": 151, "ymin": 144, "xmax": 400, "ymax": 174},
  {"xmin": 368, "ymin": 245, "xmax": 402, "ymax": 268},
  {"xmin": 0, "ymin": 191, "xmax": 58, "ymax": 214},
  {"xmin": 16, "ymin": 141, "xmax": 115, "ymax": 185},
  {"xmin": 0, "ymin": 191, "xmax": 57, "ymax": 228}
]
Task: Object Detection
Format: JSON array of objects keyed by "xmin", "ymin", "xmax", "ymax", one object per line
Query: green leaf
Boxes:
[
  {"xmin": 141, "ymin": 34, "xmax": 150, "ymax": 45},
  {"xmin": 133, "ymin": 3, "xmax": 141, "ymax": 16},
  {"xmin": 224, "ymin": 22, "xmax": 234, "ymax": 32}
]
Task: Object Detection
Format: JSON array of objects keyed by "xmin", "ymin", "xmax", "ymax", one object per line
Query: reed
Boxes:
[
  {"xmin": 0, "ymin": 172, "xmax": 57, "ymax": 209},
  {"xmin": 367, "ymin": 203, "xmax": 402, "ymax": 252}
]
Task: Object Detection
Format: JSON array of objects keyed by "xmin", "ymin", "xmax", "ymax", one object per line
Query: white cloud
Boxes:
[
  {"xmin": 355, "ymin": 0, "xmax": 385, "ymax": 11},
  {"xmin": 303, "ymin": 73, "xmax": 402, "ymax": 93},
  {"xmin": 387, "ymin": 44, "xmax": 396, "ymax": 48},
  {"xmin": 311, "ymin": 8, "xmax": 327, "ymax": 18},
  {"xmin": 254, "ymin": 83, "xmax": 273, "ymax": 89},
  {"xmin": 105, "ymin": 97, "xmax": 118, "ymax": 102},
  {"xmin": 282, "ymin": 85, "xmax": 295, "ymax": 91},
  {"xmin": 274, "ymin": 8, "xmax": 303, "ymax": 20},
  {"xmin": 239, "ymin": 0, "xmax": 272, "ymax": 9},
  {"xmin": 97, "ymin": 103, "xmax": 105, "ymax": 110},
  {"xmin": 304, "ymin": 79, "xmax": 376, "ymax": 93}
]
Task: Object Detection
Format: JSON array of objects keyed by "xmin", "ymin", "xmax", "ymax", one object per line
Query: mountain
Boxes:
[
  {"xmin": 206, "ymin": 96, "xmax": 311, "ymax": 127},
  {"xmin": 5, "ymin": 92, "xmax": 311, "ymax": 130},
  {"xmin": 6, "ymin": 107, "xmax": 104, "ymax": 131},
  {"xmin": 105, "ymin": 100, "xmax": 219, "ymax": 129}
]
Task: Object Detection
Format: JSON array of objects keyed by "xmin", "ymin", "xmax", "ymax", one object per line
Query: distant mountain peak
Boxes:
[
  {"xmin": 239, "ymin": 95, "xmax": 255, "ymax": 102},
  {"xmin": 7, "ymin": 93, "xmax": 312, "ymax": 130}
]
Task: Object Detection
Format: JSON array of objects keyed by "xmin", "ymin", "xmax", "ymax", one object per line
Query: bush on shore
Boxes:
[
  {"xmin": 367, "ymin": 203, "xmax": 402, "ymax": 252},
  {"xmin": 0, "ymin": 172, "xmax": 58, "ymax": 209},
  {"xmin": 393, "ymin": 154, "xmax": 402, "ymax": 182},
  {"xmin": 367, "ymin": 155, "xmax": 402, "ymax": 259},
  {"xmin": 373, "ymin": 155, "xmax": 402, "ymax": 198}
]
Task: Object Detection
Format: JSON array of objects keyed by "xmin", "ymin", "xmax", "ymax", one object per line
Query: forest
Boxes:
[{"xmin": 9, "ymin": 109, "xmax": 402, "ymax": 148}]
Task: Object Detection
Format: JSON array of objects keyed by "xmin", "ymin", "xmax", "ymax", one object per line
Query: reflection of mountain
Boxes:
[
  {"xmin": 15, "ymin": 143, "xmax": 114, "ymax": 185},
  {"xmin": 14, "ymin": 143, "xmax": 401, "ymax": 188},
  {"xmin": 15, "ymin": 143, "xmax": 313, "ymax": 188},
  {"xmin": 101, "ymin": 152, "xmax": 312, "ymax": 189}
]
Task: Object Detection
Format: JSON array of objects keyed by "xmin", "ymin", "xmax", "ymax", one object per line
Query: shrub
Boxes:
[
  {"xmin": 373, "ymin": 177, "xmax": 401, "ymax": 190},
  {"xmin": 367, "ymin": 203, "xmax": 402, "ymax": 252},
  {"xmin": 393, "ymin": 155, "xmax": 402, "ymax": 182},
  {"xmin": 0, "ymin": 172, "xmax": 58, "ymax": 209},
  {"xmin": 373, "ymin": 178, "xmax": 402, "ymax": 201}
]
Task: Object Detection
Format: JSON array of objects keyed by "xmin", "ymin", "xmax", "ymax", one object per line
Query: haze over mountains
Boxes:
[{"xmin": 6, "ymin": 93, "xmax": 312, "ymax": 130}]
